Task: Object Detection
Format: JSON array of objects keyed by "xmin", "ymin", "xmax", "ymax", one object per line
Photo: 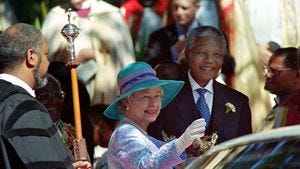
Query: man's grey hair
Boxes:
[
  {"xmin": 185, "ymin": 26, "xmax": 227, "ymax": 53},
  {"xmin": 0, "ymin": 23, "xmax": 43, "ymax": 72}
]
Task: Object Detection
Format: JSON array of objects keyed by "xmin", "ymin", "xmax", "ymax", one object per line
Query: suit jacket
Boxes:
[
  {"xmin": 258, "ymin": 89, "xmax": 300, "ymax": 132},
  {"xmin": 144, "ymin": 24, "xmax": 179, "ymax": 67},
  {"xmin": 148, "ymin": 80, "xmax": 252, "ymax": 144},
  {"xmin": 276, "ymin": 88, "xmax": 300, "ymax": 127}
]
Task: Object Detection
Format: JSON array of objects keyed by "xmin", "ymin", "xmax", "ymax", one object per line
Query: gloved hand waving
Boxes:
[{"xmin": 175, "ymin": 118, "xmax": 206, "ymax": 154}]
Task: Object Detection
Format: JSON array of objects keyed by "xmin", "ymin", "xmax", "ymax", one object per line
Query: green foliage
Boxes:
[{"xmin": 9, "ymin": 0, "xmax": 49, "ymax": 29}]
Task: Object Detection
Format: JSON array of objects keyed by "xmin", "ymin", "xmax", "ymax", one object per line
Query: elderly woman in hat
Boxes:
[{"xmin": 104, "ymin": 62, "xmax": 206, "ymax": 168}]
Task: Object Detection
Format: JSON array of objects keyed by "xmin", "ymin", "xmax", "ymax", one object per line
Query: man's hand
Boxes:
[
  {"xmin": 174, "ymin": 35, "xmax": 186, "ymax": 54},
  {"xmin": 77, "ymin": 48, "xmax": 95, "ymax": 63}
]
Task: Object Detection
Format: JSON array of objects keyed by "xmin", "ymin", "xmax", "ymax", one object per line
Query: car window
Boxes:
[
  {"xmin": 186, "ymin": 125, "xmax": 300, "ymax": 169},
  {"xmin": 217, "ymin": 138, "xmax": 300, "ymax": 168}
]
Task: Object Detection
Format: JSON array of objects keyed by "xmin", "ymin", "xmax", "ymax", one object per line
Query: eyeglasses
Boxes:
[
  {"xmin": 36, "ymin": 91, "xmax": 65, "ymax": 102},
  {"xmin": 263, "ymin": 66, "xmax": 292, "ymax": 76}
]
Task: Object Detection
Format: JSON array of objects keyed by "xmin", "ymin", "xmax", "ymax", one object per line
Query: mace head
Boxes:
[
  {"xmin": 61, "ymin": 8, "xmax": 80, "ymax": 42},
  {"xmin": 61, "ymin": 8, "xmax": 80, "ymax": 67}
]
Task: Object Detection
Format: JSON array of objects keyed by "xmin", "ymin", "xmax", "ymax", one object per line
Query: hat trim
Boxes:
[
  {"xmin": 120, "ymin": 72, "xmax": 157, "ymax": 94},
  {"xmin": 119, "ymin": 67, "xmax": 155, "ymax": 86},
  {"xmin": 104, "ymin": 80, "xmax": 184, "ymax": 120}
]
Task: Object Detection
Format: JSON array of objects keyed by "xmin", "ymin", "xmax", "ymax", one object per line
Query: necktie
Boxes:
[{"xmin": 196, "ymin": 88, "xmax": 210, "ymax": 127}]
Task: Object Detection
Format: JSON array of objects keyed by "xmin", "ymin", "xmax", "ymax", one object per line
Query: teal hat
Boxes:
[{"xmin": 104, "ymin": 61, "xmax": 184, "ymax": 120}]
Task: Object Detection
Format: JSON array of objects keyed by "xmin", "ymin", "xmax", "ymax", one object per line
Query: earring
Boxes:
[{"xmin": 126, "ymin": 107, "xmax": 129, "ymax": 110}]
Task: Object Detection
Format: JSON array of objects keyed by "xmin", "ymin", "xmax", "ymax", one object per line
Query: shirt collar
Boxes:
[
  {"xmin": 188, "ymin": 71, "xmax": 213, "ymax": 94},
  {"xmin": 175, "ymin": 20, "xmax": 200, "ymax": 37},
  {"xmin": 0, "ymin": 73, "xmax": 36, "ymax": 97},
  {"xmin": 273, "ymin": 96, "xmax": 280, "ymax": 107}
]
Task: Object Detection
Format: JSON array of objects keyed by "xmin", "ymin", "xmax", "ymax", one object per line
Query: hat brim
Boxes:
[{"xmin": 104, "ymin": 79, "xmax": 184, "ymax": 120}]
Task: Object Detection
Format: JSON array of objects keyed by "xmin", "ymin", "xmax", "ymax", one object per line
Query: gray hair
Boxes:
[
  {"xmin": 0, "ymin": 23, "xmax": 43, "ymax": 72},
  {"xmin": 117, "ymin": 95, "xmax": 133, "ymax": 113},
  {"xmin": 185, "ymin": 26, "xmax": 227, "ymax": 53}
]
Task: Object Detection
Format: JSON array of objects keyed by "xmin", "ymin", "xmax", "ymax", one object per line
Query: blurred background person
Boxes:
[
  {"xmin": 121, "ymin": 0, "xmax": 168, "ymax": 59},
  {"xmin": 121, "ymin": 0, "xmax": 168, "ymax": 34},
  {"xmin": 86, "ymin": 104, "xmax": 119, "ymax": 169},
  {"xmin": 35, "ymin": 73, "xmax": 76, "ymax": 156},
  {"xmin": 35, "ymin": 73, "xmax": 93, "ymax": 169},
  {"xmin": 41, "ymin": 0, "xmax": 135, "ymax": 106},
  {"xmin": 47, "ymin": 61, "xmax": 95, "ymax": 162},
  {"xmin": 144, "ymin": 0, "xmax": 200, "ymax": 67}
]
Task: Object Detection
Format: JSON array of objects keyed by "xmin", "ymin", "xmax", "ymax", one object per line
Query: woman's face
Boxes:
[{"xmin": 124, "ymin": 86, "xmax": 163, "ymax": 130}]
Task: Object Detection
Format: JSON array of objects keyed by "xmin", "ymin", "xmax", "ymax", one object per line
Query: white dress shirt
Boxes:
[
  {"xmin": 188, "ymin": 71, "xmax": 213, "ymax": 114},
  {"xmin": 0, "ymin": 73, "xmax": 35, "ymax": 97}
]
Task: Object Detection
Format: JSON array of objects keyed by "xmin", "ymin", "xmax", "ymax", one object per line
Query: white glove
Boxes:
[{"xmin": 175, "ymin": 118, "xmax": 206, "ymax": 154}]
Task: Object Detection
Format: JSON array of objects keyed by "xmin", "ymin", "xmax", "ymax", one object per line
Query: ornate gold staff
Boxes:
[{"xmin": 61, "ymin": 8, "xmax": 89, "ymax": 162}]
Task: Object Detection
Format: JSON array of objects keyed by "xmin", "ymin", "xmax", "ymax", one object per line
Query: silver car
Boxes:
[{"xmin": 186, "ymin": 125, "xmax": 300, "ymax": 169}]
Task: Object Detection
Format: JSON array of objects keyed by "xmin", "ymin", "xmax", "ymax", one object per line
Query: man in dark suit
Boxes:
[
  {"xmin": 144, "ymin": 0, "xmax": 200, "ymax": 67},
  {"xmin": 148, "ymin": 26, "xmax": 252, "ymax": 144}
]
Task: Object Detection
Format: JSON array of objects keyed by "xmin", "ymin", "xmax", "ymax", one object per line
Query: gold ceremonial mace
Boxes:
[{"xmin": 61, "ymin": 8, "xmax": 89, "ymax": 162}]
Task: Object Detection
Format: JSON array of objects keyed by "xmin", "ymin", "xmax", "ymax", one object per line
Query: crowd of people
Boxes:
[{"xmin": 1, "ymin": 0, "xmax": 300, "ymax": 168}]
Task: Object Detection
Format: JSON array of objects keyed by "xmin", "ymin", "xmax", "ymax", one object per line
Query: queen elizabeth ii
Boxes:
[{"xmin": 104, "ymin": 62, "xmax": 206, "ymax": 168}]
